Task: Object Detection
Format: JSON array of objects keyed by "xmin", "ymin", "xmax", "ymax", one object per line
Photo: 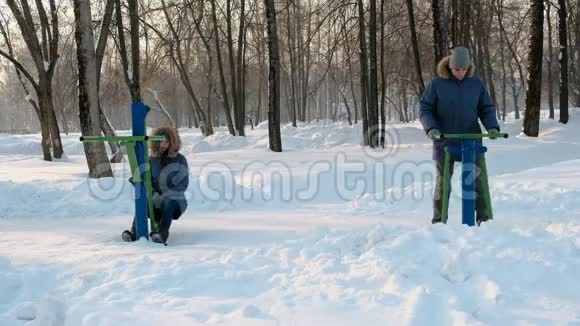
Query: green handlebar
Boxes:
[
  {"xmin": 79, "ymin": 135, "xmax": 166, "ymax": 142},
  {"xmin": 435, "ymin": 133, "xmax": 508, "ymax": 140}
]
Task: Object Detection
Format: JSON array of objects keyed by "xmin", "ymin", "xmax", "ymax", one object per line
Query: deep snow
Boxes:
[{"xmin": 0, "ymin": 111, "xmax": 579, "ymax": 325}]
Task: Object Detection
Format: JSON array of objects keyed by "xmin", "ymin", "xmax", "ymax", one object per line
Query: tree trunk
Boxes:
[
  {"xmin": 523, "ymin": 0, "xmax": 544, "ymax": 137},
  {"xmin": 257, "ymin": 36, "xmax": 264, "ymax": 123},
  {"xmin": 460, "ymin": 0, "xmax": 471, "ymax": 46},
  {"xmin": 380, "ymin": 0, "xmax": 387, "ymax": 147},
  {"xmin": 207, "ymin": 62, "xmax": 214, "ymax": 130},
  {"xmin": 575, "ymin": 0, "xmax": 580, "ymax": 107},
  {"xmin": 99, "ymin": 106, "xmax": 123, "ymax": 163},
  {"xmin": 299, "ymin": 4, "xmax": 312, "ymax": 124},
  {"xmin": 342, "ymin": 18, "xmax": 359, "ymax": 125},
  {"xmin": 565, "ymin": 0, "xmax": 574, "ymax": 96},
  {"xmin": 128, "ymin": 0, "xmax": 141, "ymax": 102},
  {"xmin": 284, "ymin": 68, "xmax": 294, "ymax": 121},
  {"xmin": 95, "ymin": 0, "xmax": 122, "ymax": 162},
  {"xmin": 74, "ymin": 0, "xmax": 113, "ymax": 178},
  {"xmin": 498, "ymin": 0, "xmax": 507, "ymax": 121},
  {"xmin": 331, "ymin": 73, "xmax": 353, "ymax": 125},
  {"xmin": 210, "ymin": 0, "xmax": 236, "ymax": 135},
  {"xmin": 406, "ymin": 0, "xmax": 426, "ymax": 95},
  {"xmin": 357, "ymin": 0, "xmax": 370, "ymax": 146},
  {"xmin": 236, "ymin": 0, "xmax": 247, "ymax": 135},
  {"xmin": 325, "ymin": 77, "xmax": 330, "ymax": 121},
  {"xmin": 296, "ymin": 0, "xmax": 304, "ymax": 122},
  {"xmin": 226, "ymin": 0, "xmax": 242, "ymax": 136},
  {"xmin": 508, "ymin": 62, "xmax": 521, "ymax": 119},
  {"xmin": 5, "ymin": 0, "xmax": 63, "ymax": 161},
  {"xmin": 46, "ymin": 93, "xmax": 63, "ymax": 158},
  {"xmin": 401, "ymin": 79, "xmax": 409, "ymax": 122},
  {"xmin": 546, "ymin": 0, "xmax": 555, "ymax": 119},
  {"xmin": 368, "ymin": 0, "xmax": 380, "ymax": 147},
  {"xmin": 190, "ymin": 100, "xmax": 200, "ymax": 128},
  {"xmin": 264, "ymin": 0, "xmax": 282, "ymax": 152},
  {"xmin": 495, "ymin": 0, "xmax": 528, "ymax": 94},
  {"xmin": 479, "ymin": 6, "xmax": 498, "ymax": 118},
  {"xmin": 432, "ymin": 0, "xmax": 448, "ymax": 66},
  {"xmin": 558, "ymin": 0, "xmax": 569, "ymax": 124},
  {"xmin": 287, "ymin": 5, "xmax": 298, "ymax": 127},
  {"xmin": 115, "ymin": 0, "xmax": 140, "ymax": 102},
  {"xmin": 242, "ymin": 27, "xmax": 248, "ymax": 128},
  {"xmin": 451, "ymin": 0, "xmax": 458, "ymax": 46},
  {"xmin": 36, "ymin": 83, "xmax": 53, "ymax": 161}
]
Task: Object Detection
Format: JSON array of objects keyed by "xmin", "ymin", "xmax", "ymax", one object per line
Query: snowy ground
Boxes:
[{"xmin": 1, "ymin": 111, "xmax": 580, "ymax": 325}]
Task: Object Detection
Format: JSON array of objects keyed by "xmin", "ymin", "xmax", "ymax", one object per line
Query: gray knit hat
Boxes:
[{"xmin": 449, "ymin": 46, "xmax": 471, "ymax": 69}]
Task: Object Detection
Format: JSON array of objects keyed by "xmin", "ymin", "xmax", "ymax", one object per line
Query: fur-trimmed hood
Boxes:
[
  {"xmin": 436, "ymin": 56, "xmax": 476, "ymax": 79},
  {"xmin": 149, "ymin": 127, "xmax": 181, "ymax": 158}
]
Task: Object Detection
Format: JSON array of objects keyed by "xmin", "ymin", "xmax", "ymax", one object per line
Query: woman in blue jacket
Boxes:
[
  {"xmin": 122, "ymin": 127, "xmax": 189, "ymax": 243},
  {"xmin": 420, "ymin": 46, "xmax": 500, "ymax": 225}
]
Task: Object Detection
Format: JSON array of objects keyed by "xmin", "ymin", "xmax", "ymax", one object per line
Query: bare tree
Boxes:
[
  {"xmin": 115, "ymin": 0, "xmax": 141, "ymax": 102},
  {"xmin": 96, "ymin": 0, "xmax": 123, "ymax": 163},
  {"xmin": 497, "ymin": 0, "xmax": 507, "ymax": 121},
  {"xmin": 476, "ymin": 1, "xmax": 498, "ymax": 118},
  {"xmin": 210, "ymin": 0, "xmax": 236, "ymax": 135},
  {"xmin": 146, "ymin": 88, "xmax": 176, "ymax": 127},
  {"xmin": 357, "ymin": 0, "xmax": 370, "ymax": 146},
  {"xmin": 546, "ymin": 0, "xmax": 555, "ymax": 119},
  {"xmin": 368, "ymin": 0, "xmax": 380, "ymax": 147},
  {"xmin": 380, "ymin": 0, "xmax": 387, "ymax": 146},
  {"xmin": 450, "ymin": 0, "xmax": 470, "ymax": 46},
  {"xmin": 495, "ymin": 0, "xmax": 527, "ymax": 119},
  {"xmin": 405, "ymin": 0, "xmax": 425, "ymax": 95},
  {"xmin": 1, "ymin": 0, "xmax": 64, "ymax": 160},
  {"xmin": 432, "ymin": 0, "xmax": 448, "ymax": 65},
  {"xmin": 0, "ymin": 15, "xmax": 40, "ymax": 123},
  {"xmin": 286, "ymin": 3, "xmax": 298, "ymax": 127},
  {"xmin": 575, "ymin": 0, "xmax": 580, "ymax": 107},
  {"xmin": 236, "ymin": 0, "xmax": 247, "ymax": 134},
  {"xmin": 74, "ymin": 0, "xmax": 113, "ymax": 178},
  {"xmin": 157, "ymin": 0, "xmax": 212, "ymax": 136},
  {"xmin": 558, "ymin": 0, "xmax": 569, "ymax": 124},
  {"xmin": 264, "ymin": 0, "xmax": 282, "ymax": 152},
  {"xmin": 225, "ymin": 0, "xmax": 246, "ymax": 135},
  {"xmin": 1, "ymin": 0, "xmax": 567, "ymax": 136},
  {"xmin": 341, "ymin": 10, "xmax": 359, "ymax": 125},
  {"xmin": 523, "ymin": 0, "xmax": 544, "ymax": 137}
]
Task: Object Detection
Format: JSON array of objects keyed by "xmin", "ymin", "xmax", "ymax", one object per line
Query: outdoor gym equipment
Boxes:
[
  {"xmin": 80, "ymin": 102, "xmax": 164, "ymax": 240},
  {"xmin": 436, "ymin": 132, "xmax": 508, "ymax": 226}
]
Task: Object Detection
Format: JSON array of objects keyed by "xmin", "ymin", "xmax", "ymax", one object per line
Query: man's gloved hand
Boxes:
[
  {"xmin": 427, "ymin": 128, "xmax": 441, "ymax": 140},
  {"xmin": 487, "ymin": 128, "xmax": 499, "ymax": 140}
]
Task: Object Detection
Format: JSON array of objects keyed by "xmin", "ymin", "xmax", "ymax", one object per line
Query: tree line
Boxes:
[{"xmin": 0, "ymin": 0, "xmax": 575, "ymax": 176}]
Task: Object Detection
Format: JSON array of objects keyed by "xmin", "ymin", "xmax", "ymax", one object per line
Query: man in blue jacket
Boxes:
[{"xmin": 420, "ymin": 46, "xmax": 500, "ymax": 225}]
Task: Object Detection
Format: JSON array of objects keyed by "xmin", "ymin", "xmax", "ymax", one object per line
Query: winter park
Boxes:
[{"xmin": 1, "ymin": 0, "xmax": 580, "ymax": 325}]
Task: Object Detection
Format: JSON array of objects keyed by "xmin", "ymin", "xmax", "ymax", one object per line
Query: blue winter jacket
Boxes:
[
  {"xmin": 150, "ymin": 153, "xmax": 189, "ymax": 211},
  {"xmin": 420, "ymin": 56, "xmax": 500, "ymax": 161}
]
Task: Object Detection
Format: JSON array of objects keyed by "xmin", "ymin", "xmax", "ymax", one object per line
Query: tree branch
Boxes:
[
  {"xmin": 0, "ymin": 49, "xmax": 39, "ymax": 91},
  {"xmin": 96, "ymin": 0, "xmax": 115, "ymax": 81},
  {"xmin": 146, "ymin": 88, "xmax": 175, "ymax": 127}
]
